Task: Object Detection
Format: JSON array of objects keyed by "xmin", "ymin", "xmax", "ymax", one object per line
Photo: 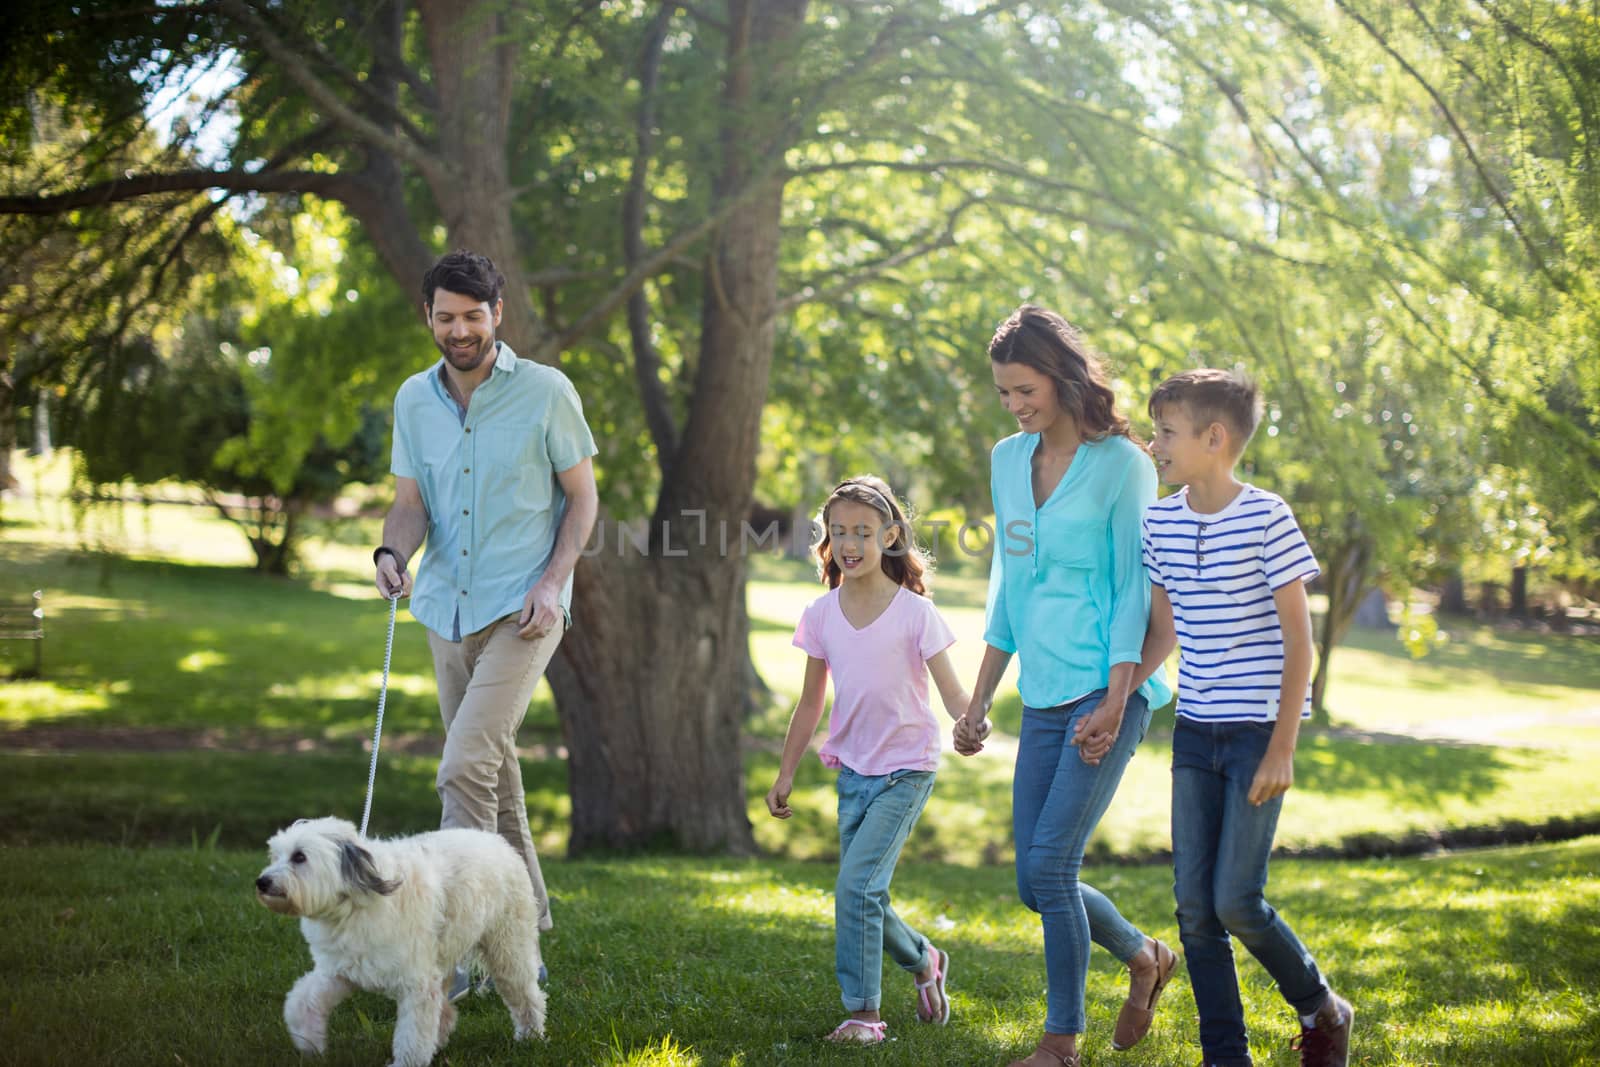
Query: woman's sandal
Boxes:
[
  {"xmin": 1111, "ymin": 937, "xmax": 1179, "ymax": 1050},
  {"xmin": 826, "ymin": 1018, "xmax": 888, "ymax": 1044},
  {"xmin": 914, "ymin": 945, "xmax": 951, "ymax": 1025}
]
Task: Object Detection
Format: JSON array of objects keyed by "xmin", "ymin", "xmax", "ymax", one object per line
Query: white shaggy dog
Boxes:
[{"xmin": 255, "ymin": 817, "xmax": 546, "ymax": 1067}]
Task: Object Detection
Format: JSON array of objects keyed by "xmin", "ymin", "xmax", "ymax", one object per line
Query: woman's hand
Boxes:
[
  {"xmin": 953, "ymin": 712, "xmax": 992, "ymax": 756},
  {"xmin": 1072, "ymin": 697, "xmax": 1125, "ymax": 765}
]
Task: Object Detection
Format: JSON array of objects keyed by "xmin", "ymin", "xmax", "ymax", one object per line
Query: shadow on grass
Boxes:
[
  {"xmin": 0, "ymin": 749, "xmax": 571, "ymax": 851},
  {"xmin": 1289, "ymin": 732, "xmax": 1508, "ymax": 804}
]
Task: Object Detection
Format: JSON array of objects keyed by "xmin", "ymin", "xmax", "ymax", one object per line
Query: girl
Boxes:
[
  {"xmin": 766, "ymin": 475, "xmax": 972, "ymax": 1044},
  {"xmin": 954, "ymin": 306, "xmax": 1177, "ymax": 1067}
]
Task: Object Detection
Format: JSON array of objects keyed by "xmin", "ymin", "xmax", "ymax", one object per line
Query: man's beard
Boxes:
[{"xmin": 437, "ymin": 335, "xmax": 493, "ymax": 371}]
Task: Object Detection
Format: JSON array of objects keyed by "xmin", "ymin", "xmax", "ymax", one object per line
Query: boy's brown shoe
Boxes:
[{"xmin": 1291, "ymin": 992, "xmax": 1353, "ymax": 1067}]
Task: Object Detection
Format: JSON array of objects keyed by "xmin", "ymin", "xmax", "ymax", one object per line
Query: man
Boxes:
[{"xmin": 374, "ymin": 250, "xmax": 598, "ymax": 994}]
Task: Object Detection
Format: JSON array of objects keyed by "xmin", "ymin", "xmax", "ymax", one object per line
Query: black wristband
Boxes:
[{"xmin": 373, "ymin": 546, "xmax": 405, "ymax": 569}]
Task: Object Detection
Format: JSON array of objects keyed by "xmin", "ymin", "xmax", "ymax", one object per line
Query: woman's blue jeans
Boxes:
[
  {"xmin": 835, "ymin": 766, "xmax": 936, "ymax": 1011},
  {"xmin": 1014, "ymin": 689, "xmax": 1153, "ymax": 1034},
  {"xmin": 1171, "ymin": 718, "xmax": 1329, "ymax": 1066}
]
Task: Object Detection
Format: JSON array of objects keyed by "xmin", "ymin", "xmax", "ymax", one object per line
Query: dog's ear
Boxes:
[{"xmin": 340, "ymin": 840, "xmax": 401, "ymax": 896}]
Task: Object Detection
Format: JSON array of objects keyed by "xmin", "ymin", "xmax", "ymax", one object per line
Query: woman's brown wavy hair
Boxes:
[{"xmin": 988, "ymin": 304, "xmax": 1139, "ymax": 444}]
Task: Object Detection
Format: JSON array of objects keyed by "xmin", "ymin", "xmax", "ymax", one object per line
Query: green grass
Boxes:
[
  {"xmin": 5, "ymin": 453, "xmax": 1600, "ymax": 863},
  {"xmin": 5, "ymin": 450, "xmax": 1600, "ymax": 1064},
  {"xmin": 2, "ymin": 837, "xmax": 1597, "ymax": 1066}
]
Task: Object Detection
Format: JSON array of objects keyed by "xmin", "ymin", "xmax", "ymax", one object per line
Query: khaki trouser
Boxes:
[{"xmin": 427, "ymin": 615, "xmax": 560, "ymax": 931}]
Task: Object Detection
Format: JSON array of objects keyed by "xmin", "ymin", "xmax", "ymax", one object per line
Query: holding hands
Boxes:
[
  {"xmin": 1071, "ymin": 697, "xmax": 1125, "ymax": 766},
  {"xmin": 953, "ymin": 699, "xmax": 992, "ymax": 757}
]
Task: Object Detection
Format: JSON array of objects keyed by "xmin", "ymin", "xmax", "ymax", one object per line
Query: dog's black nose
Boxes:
[{"xmin": 256, "ymin": 876, "xmax": 273, "ymax": 893}]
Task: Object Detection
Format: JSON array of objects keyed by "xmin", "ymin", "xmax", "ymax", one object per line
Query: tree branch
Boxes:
[
  {"xmin": 0, "ymin": 168, "xmax": 351, "ymax": 215},
  {"xmin": 624, "ymin": 2, "xmax": 681, "ymax": 469},
  {"xmin": 774, "ymin": 197, "xmax": 978, "ymax": 315},
  {"xmin": 215, "ymin": 0, "xmax": 451, "ymax": 189},
  {"xmin": 544, "ymin": 192, "xmax": 752, "ymax": 360},
  {"xmin": 1331, "ymin": 0, "xmax": 1567, "ymax": 293}
]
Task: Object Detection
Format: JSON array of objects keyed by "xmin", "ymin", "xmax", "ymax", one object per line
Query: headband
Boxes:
[{"xmin": 830, "ymin": 480, "xmax": 897, "ymax": 519}]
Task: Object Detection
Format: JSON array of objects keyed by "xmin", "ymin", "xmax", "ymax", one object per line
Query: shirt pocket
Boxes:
[
  {"xmin": 483, "ymin": 426, "xmax": 553, "ymax": 512},
  {"xmin": 1040, "ymin": 514, "xmax": 1102, "ymax": 571}
]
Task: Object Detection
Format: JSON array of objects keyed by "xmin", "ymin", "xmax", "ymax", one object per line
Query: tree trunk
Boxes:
[
  {"xmin": 0, "ymin": 333, "xmax": 15, "ymax": 502},
  {"xmin": 1509, "ymin": 565, "xmax": 1528, "ymax": 617},
  {"xmin": 1310, "ymin": 534, "xmax": 1374, "ymax": 723},
  {"xmin": 1439, "ymin": 569, "xmax": 1467, "ymax": 615},
  {"xmin": 546, "ymin": 0, "xmax": 806, "ymax": 855},
  {"xmin": 415, "ymin": 0, "xmax": 545, "ymax": 357},
  {"xmin": 31, "ymin": 386, "xmax": 50, "ymax": 456},
  {"xmin": 548, "ymin": 545, "xmax": 760, "ymax": 853}
]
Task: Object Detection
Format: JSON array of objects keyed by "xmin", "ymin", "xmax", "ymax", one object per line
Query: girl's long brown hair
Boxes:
[{"xmin": 815, "ymin": 475, "xmax": 930, "ymax": 596}]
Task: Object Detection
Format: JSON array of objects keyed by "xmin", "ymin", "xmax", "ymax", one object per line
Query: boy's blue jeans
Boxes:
[
  {"xmin": 835, "ymin": 766, "xmax": 936, "ymax": 1012},
  {"xmin": 1014, "ymin": 690, "xmax": 1154, "ymax": 1034},
  {"xmin": 1171, "ymin": 718, "xmax": 1330, "ymax": 1066}
]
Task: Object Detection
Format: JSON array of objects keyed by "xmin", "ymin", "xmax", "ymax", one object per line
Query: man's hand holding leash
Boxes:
[{"xmin": 373, "ymin": 546, "xmax": 412, "ymax": 600}]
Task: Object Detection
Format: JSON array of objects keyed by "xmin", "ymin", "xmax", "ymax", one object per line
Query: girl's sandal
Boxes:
[
  {"xmin": 914, "ymin": 945, "xmax": 951, "ymax": 1025},
  {"xmin": 826, "ymin": 1018, "xmax": 888, "ymax": 1044}
]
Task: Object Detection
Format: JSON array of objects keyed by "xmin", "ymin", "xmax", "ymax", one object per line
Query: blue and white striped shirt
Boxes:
[{"xmin": 1141, "ymin": 485, "xmax": 1319, "ymax": 723}]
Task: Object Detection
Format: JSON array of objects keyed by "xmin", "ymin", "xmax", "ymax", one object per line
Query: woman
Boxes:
[{"xmin": 955, "ymin": 305, "xmax": 1177, "ymax": 1067}]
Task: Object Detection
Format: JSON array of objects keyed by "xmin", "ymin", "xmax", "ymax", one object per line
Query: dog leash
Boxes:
[{"xmin": 360, "ymin": 594, "xmax": 401, "ymax": 838}]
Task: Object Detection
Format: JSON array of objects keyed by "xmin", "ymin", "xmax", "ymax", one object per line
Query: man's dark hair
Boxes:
[{"xmin": 421, "ymin": 250, "xmax": 505, "ymax": 309}]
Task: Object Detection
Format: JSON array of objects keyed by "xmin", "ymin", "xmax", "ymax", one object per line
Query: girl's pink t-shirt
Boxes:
[{"xmin": 792, "ymin": 585, "xmax": 957, "ymax": 776}]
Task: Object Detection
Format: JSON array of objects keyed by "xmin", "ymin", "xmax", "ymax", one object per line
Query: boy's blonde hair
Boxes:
[{"xmin": 1148, "ymin": 369, "xmax": 1263, "ymax": 455}]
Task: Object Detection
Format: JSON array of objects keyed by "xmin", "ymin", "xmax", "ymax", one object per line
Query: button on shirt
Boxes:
[
  {"xmin": 983, "ymin": 432, "xmax": 1172, "ymax": 711},
  {"xmin": 391, "ymin": 342, "xmax": 597, "ymax": 640}
]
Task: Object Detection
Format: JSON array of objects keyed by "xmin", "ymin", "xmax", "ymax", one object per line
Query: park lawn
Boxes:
[
  {"xmin": 4, "ymin": 470, "xmax": 1600, "ymax": 861},
  {"xmin": 1, "ymin": 836, "xmax": 1596, "ymax": 1066},
  {"xmin": 5, "ymin": 449, "xmax": 1600, "ymax": 1065},
  {"xmin": 1320, "ymin": 621, "xmax": 1600, "ymax": 744}
]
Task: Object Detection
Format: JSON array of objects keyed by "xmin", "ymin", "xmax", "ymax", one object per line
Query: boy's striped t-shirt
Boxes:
[{"xmin": 1141, "ymin": 484, "xmax": 1320, "ymax": 723}]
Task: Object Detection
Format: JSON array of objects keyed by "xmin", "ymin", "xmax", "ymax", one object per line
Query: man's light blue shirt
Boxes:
[
  {"xmin": 391, "ymin": 342, "xmax": 597, "ymax": 640},
  {"xmin": 983, "ymin": 432, "xmax": 1172, "ymax": 711}
]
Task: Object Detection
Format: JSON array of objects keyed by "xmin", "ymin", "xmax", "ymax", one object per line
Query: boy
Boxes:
[{"xmin": 1140, "ymin": 369, "xmax": 1353, "ymax": 1067}]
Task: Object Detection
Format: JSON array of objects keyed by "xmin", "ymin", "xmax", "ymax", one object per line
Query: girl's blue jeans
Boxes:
[
  {"xmin": 1014, "ymin": 689, "xmax": 1154, "ymax": 1034},
  {"xmin": 835, "ymin": 766, "xmax": 936, "ymax": 1012},
  {"xmin": 1171, "ymin": 718, "xmax": 1329, "ymax": 1066}
]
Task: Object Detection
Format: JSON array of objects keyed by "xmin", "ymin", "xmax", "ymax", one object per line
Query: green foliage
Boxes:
[
  {"xmin": 47, "ymin": 203, "xmax": 428, "ymax": 572},
  {"xmin": 210, "ymin": 203, "xmax": 426, "ymax": 497}
]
